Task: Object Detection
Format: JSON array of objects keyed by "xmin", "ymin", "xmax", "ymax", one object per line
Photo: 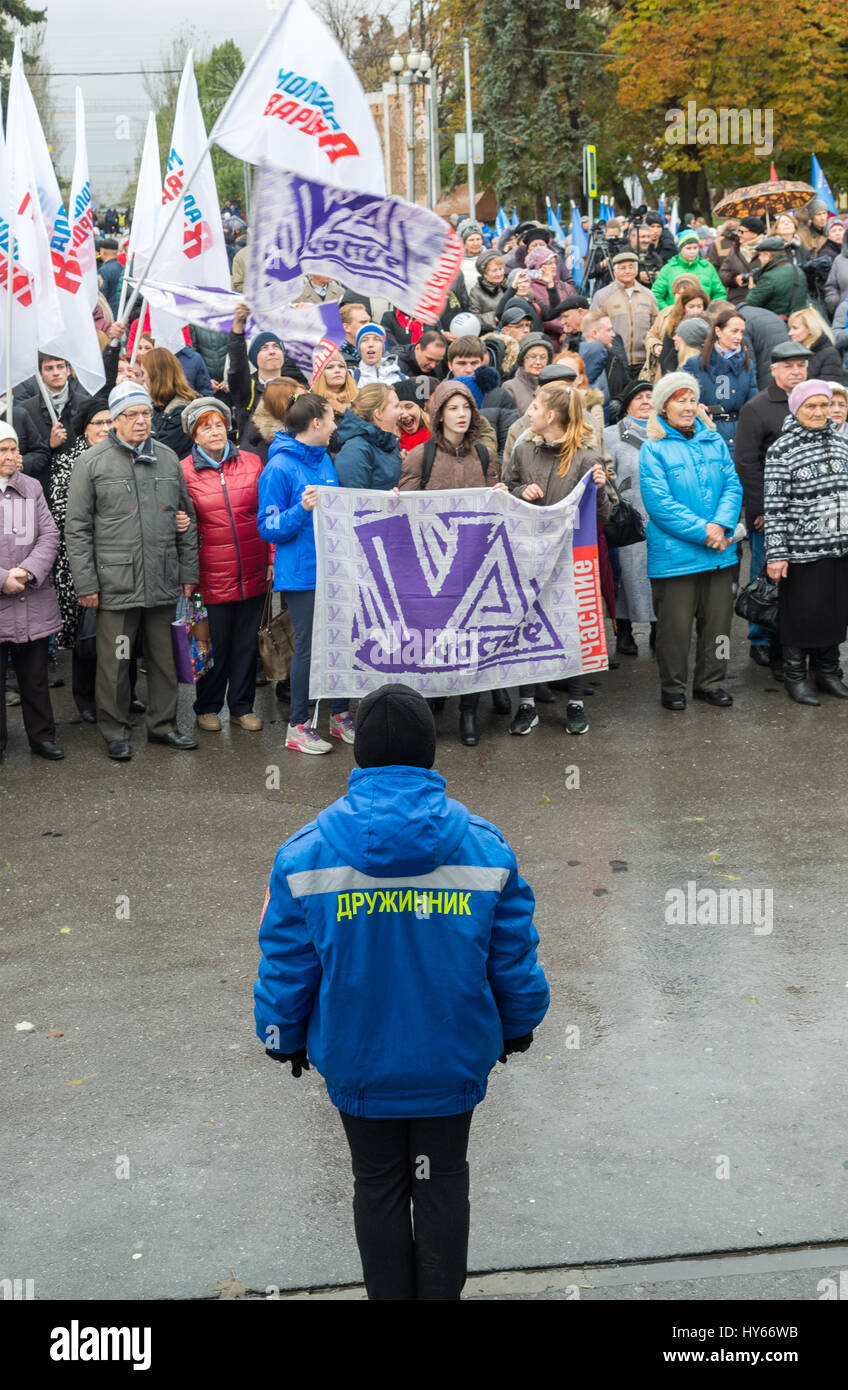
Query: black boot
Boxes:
[
  {"xmin": 491, "ymin": 688, "xmax": 511, "ymax": 714},
  {"xmin": 783, "ymin": 647, "xmax": 820, "ymax": 706},
  {"xmin": 812, "ymin": 647, "xmax": 848, "ymax": 699},
  {"xmin": 769, "ymin": 637, "xmax": 784, "ymax": 683},
  {"xmin": 649, "ymin": 621, "xmax": 657, "ymax": 652},
  {"xmin": 459, "ymin": 710, "xmax": 479, "ymax": 745},
  {"xmin": 615, "ymin": 619, "xmax": 638, "ymax": 655}
]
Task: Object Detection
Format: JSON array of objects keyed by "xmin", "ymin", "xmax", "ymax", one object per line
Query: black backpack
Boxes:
[{"xmin": 419, "ymin": 438, "xmax": 490, "ymax": 489}]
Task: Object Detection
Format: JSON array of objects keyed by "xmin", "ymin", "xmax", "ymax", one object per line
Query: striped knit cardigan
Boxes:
[{"xmin": 764, "ymin": 413, "xmax": 848, "ymax": 565}]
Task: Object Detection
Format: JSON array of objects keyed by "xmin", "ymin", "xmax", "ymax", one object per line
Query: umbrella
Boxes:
[{"xmin": 713, "ymin": 180, "xmax": 816, "ymax": 225}]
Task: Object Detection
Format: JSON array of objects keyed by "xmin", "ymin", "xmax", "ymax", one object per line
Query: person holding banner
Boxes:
[
  {"xmin": 504, "ymin": 383, "xmax": 613, "ymax": 736},
  {"xmin": 399, "ymin": 379, "xmax": 507, "ymax": 747},
  {"xmin": 258, "ymin": 393, "xmax": 353, "ymax": 754}
]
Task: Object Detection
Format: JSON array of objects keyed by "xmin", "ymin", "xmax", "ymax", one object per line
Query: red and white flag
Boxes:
[
  {"xmin": 210, "ymin": 0, "xmax": 386, "ymax": 197},
  {"xmin": 7, "ymin": 41, "xmax": 103, "ymax": 391},
  {"xmin": 0, "ymin": 113, "xmax": 39, "ymax": 393},
  {"xmin": 5, "ymin": 40, "xmax": 61, "ymax": 354},
  {"xmin": 146, "ymin": 51, "xmax": 229, "ymax": 352}
]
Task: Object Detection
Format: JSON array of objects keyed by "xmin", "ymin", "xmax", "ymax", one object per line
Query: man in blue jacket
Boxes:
[{"xmin": 254, "ymin": 683, "xmax": 550, "ymax": 1300}]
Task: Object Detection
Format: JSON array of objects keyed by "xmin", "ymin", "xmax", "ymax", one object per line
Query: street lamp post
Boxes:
[{"xmin": 389, "ymin": 48, "xmax": 434, "ymax": 209}]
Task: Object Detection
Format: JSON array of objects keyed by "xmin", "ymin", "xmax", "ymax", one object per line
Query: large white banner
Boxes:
[
  {"xmin": 211, "ymin": 0, "xmax": 386, "ymax": 196},
  {"xmin": 307, "ymin": 479, "xmax": 608, "ymax": 699}
]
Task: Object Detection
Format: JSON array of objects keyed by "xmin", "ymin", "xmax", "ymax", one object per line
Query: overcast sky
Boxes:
[{"xmin": 42, "ymin": 0, "xmax": 281, "ymax": 200}]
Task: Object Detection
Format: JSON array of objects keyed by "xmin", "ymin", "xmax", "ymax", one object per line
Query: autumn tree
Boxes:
[
  {"xmin": 604, "ymin": 0, "xmax": 848, "ymax": 214},
  {"xmin": 478, "ymin": 0, "xmax": 611, "ymax": 218}
]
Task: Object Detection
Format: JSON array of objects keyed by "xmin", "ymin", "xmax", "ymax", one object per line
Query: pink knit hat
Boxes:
[
  {"xmin": 788, "ymin": 379, "xmax": 832, "ymax": 416},
  {"xmin": 526, "ymin": 245, "xmax": 557, "ymax": 274}
]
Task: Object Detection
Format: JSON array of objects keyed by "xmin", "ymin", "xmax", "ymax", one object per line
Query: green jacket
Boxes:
[
  {"xmin": 651, "ymin": 254, "xmax": 727, "ymax": 310},
  {"xmin": 745, "ymin": 254, "xmax": 808, "ymax": 318},
  {"xmin": 65, "ymin": 432, "xmax": 198, "ymax": 610}
]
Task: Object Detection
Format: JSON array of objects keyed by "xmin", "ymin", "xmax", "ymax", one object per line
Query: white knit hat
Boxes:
[
  {"xmin": 0, "ymin": 421, "xmax": 19, "ymax": 445},
  {"xmin": 651, "ymin": 372, "xmax": 700, "ymax": 416},
  {"xmin": 108, "ymin": 380, "xmax": 152, "ymax": 419}
]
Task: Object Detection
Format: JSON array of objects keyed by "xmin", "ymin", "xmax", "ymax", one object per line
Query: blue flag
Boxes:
[
  {"xmin": 547, "ymin": 198, "xmax": 567, "ymax": 244},
  {"xmin": 658, "ymin": 192, "xmax": 667, "ymax": 225},
  {"xmin": 569, "ymin": 205, "xmax": 589, "ymax": 283},
  {"xmin": 495, "ymin": 206, "xmax": 509, "ymax": 236},
  {"xmin": 811, "ymin": 154, "xmax": 838, "ymax": 216},
  {"xmin": 511, "ymin": 206, "xmax": 519, "ymax": 226}
]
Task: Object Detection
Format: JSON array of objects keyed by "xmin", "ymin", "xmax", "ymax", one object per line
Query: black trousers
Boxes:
[
  {"xmin": 1, "ymin": 638, "xmax": 55, "ymax": 753},
  {"xmin": 339, "ymin": 1109, "xmax": 474, "ymax": 1301},
  {"xmin": 193, "ymin": 594, "xmax": 264, "ymax": 716}
]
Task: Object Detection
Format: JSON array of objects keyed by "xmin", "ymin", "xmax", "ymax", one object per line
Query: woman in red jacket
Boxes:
[{"xmin": 179, "ymin": 398, "xmax": 271, "ymax": 733}]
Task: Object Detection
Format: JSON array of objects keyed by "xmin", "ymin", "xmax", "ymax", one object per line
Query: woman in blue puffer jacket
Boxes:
[
  {"xmin": 682, "ymin": 304, "xmax": 758, "ymax": 453},
  {"xmin": 333, "ymin": 383, "xmax": 403, "ymax": 490},
  {"xmin": 639, "ymin": 373, "xmax": 743, "ymax": 712},
  {"xmin": 257, "ymin": 392, "xmax": 352, "ymax": 755}
]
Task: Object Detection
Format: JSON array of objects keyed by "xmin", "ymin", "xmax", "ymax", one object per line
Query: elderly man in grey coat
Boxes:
[
  {"xmin": 0, "ymin": 423, "xmax": 64, "ymax": 761},
  {"xmin": 65, "ymin": 381, "xmax": 199, "ymax": 761}
]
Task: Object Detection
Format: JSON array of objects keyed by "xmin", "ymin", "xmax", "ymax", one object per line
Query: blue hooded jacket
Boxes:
[
  {"xmin": 333, "ymin": 409, "xmax": 403, "ymax": 491},
  {"xmin": 257, "ymin": 432, "xmax": 338, "ymax": 591},
  {"xmin": 254, "ymin": 765, "xmax": 550, "ymax": 1118},
  {"xmin": 639, "ymin": 415, "xmax": 743, "ymax": 579}
]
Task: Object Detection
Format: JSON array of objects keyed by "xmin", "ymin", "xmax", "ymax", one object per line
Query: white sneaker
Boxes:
[
  {"xmin": 285, "ymin": 722, "xmax": 333, "ymax": 754},
  {"xmin": 329, "ymin": 711, "xmax": 356, "ymax": 744}
]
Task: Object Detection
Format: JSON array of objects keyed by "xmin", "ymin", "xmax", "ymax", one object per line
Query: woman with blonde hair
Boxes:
[
  {"xmin": 312, "ymin": 351, "xmax": 358, "ymax": 418},
  {"xmin": 787, "ymin": 306, "xmax": 848, "ymax": 383},
  {"xmin": 504, "ymin": 382, "xmax": 613, "ymax": 737},
  {"xmin": 334, "ymin": 382, "xmax": 403, "ymax": 489},
  {"xmin": 641, "ymin": 277, "xmax": 706, "ymax": 382},
  {"xmin": 553, "ymin": 349, "xmax": 609, "ymax": 459},
  {"xmin": 142, "ymin": 347, "xmax": 198, "ymax": 458}
]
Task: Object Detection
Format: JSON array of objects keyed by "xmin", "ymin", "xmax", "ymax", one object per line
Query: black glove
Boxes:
[
  {"xmin": 265, "ymin": 1046, "xmax": 310, "ymax": 1078},
  {"xmin": 498, "ymin": 1032, "xmax": 534, "ymax": 1064}
]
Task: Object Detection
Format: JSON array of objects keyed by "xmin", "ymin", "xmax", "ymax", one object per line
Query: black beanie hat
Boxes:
[{"xmin": 354, "ymin": 683, "xmax": 436, "ymax": 769}]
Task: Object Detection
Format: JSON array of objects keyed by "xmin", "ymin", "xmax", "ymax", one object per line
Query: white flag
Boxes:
[
  {"xmin": 8, "ymin": 42, "xmax": 103, "ymax": 390},
  {"xmin": 210, "ymin": 0, "xmax": 386, "ymax": 197},
  {"xmin": 66, "ymin": 89, "xmax": 105, "ymax": 391},
  {"xmin": 126, "ymin": 113, "xmax": 162, "ymax": 279},
  {"xmin": 148, "ymin": 51, "xmax": 230, "ymax": 352},
  {"xmin": 0, "ymin": 114, "xmax": 40, "ymax": 393},
  {"xmin": 6, "ymin": 40, "xmax": 62, "ymax": 352}
]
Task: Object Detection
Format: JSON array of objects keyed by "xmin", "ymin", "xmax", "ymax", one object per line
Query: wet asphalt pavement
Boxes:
[{"xmin": 2, "ymin": 612, "xmax": 847, "ymax": 1301}]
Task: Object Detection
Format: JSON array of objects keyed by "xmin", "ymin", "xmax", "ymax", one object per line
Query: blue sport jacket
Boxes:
[
  {"xmin": 257, "ymin": 432, "xmax": 338, "ymax": 591},
  {"xmin": 254, "ymin": 765, "xmax": 550, "ymax": 1117}
]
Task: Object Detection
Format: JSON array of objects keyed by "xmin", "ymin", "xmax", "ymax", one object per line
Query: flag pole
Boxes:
[
  {"xmin": 123, "ymin": 1, "xmax": 295, "ymax": 327},
  {"xmin": 4, "ymin": 234, "xmax": 13, "ymax": 424}
]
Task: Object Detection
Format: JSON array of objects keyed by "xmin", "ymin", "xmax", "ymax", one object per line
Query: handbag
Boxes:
[
  {"xmin": 74, "ymin": 607, "xmax": 98, "ymax": 662},
  {"xmin": 171, "ymin": 594, "xmax": 214, "ymax": 684},
  {"xmin": 257, "ymin": 581, "xmax": 295, "ymax": 681},
  {"xmin": 604, "ymin": 478, "xmax": 647, "ymax": 548},
  {"xmin": 734, "ymin": 567, "xmax": 779, "ymax": 633}
]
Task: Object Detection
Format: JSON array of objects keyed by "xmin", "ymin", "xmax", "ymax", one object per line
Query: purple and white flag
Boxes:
[
  {"xmin": 309, "ymin": 478, "xmax": 609, "ymax": 699},
  {"xmin": 136, "ymin": 278, "xmax": 343, "ymax": 375},
  {"xmin": 245, "ymin": 164, "xmax": 464, "ymax": 324}
]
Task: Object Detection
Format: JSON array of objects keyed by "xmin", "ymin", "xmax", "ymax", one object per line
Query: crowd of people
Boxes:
[{"xmin": 5, "ymin": 195, "xmax": 848, "ymax": 765}]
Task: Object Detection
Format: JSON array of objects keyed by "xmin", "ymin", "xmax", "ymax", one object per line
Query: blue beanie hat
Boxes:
[
  {"xmin": 248, "ymin": 331, "xmax": 283, "ymax": 369},
  {"xmin": 678, "ymin": 229, "xmax": 701, "ymax": 248},
  {"xmin": 453, "ymin": 374, "xmax": 485, "ymax": 407},
  {"xmin": 355, "ymin": 322, "xmax": 387, "ymax": 351}
]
